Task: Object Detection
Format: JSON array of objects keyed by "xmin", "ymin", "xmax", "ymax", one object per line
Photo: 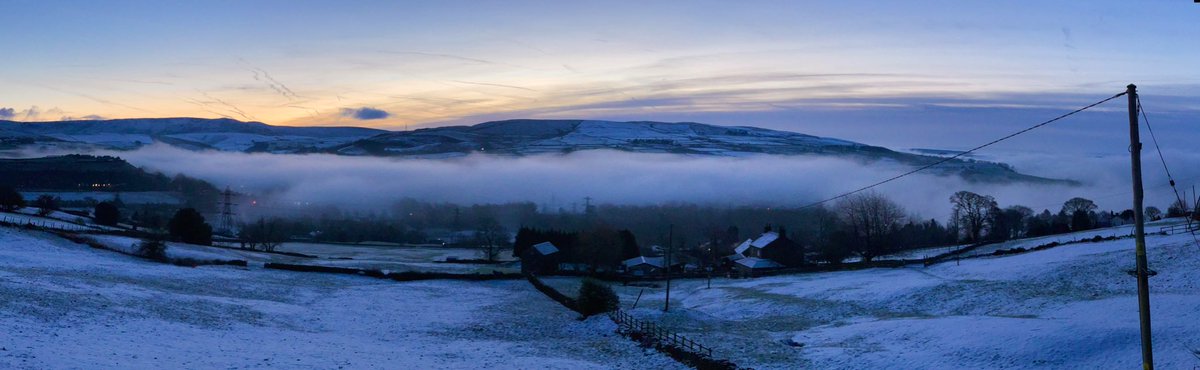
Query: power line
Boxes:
[
  {"xmin": 1136, "ymin": 95, "xmax": 1200, "ymax": 250},
  {"xmin": 800, "ymin": 91, "xmax": 1128, "ymax": 209}
]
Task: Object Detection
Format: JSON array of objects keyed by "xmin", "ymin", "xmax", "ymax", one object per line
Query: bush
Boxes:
[
  {"xmin": 34, "ymin": 195, "xmax": 60, "ymax": 216},
  {"xmin": 137, "ymin": 236, "xmax": 167, "ymax": 261},
  {"xmin": 577, "ymin": 278, "xmax": 619, "ymax": 317},
  {"xmin": 94, "ymin": 201, "xmax": 120, "ymax": 226},
  {"xmin": 0, "ymin": 186, "xmax": 25, "ymax": 211},
  {"xmin": 169, "ymin": 208, "xmax": 212, "ymax": 245}
]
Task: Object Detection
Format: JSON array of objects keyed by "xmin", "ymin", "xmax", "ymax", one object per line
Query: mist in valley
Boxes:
[{"xmin": 14, "ymin": 143, "xmax": 1197, "ymax": 222}]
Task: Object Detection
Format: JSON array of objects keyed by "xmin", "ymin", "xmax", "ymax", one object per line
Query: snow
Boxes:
[
  {"xmin": 734, "ymin": 238, "xmax": 753, "ymax": 255},
  {"xmin": 734, "ymin": 257, "xmax": 783, "ymax": 269},
  {"xmin": 0, "ymin": 226, "xmax": 685, "ymax": 369},
  {"xmin": 623, "ymin": 256, "xmax": 665, "ymax": 269},
  {"xmin": 533, "ymin": 241, "xmax": 560, "ymax": 255},
  {"xmin": 749, "ymin": 232, "xmax": 779, "ymax": 248},
  {"xmin": 606, "ymin": 222, "xmax": 1200, "ymax": 369}
]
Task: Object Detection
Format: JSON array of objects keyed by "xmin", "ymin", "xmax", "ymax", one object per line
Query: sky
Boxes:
[{"xmin": 1, "ymin": 0, "xmax": 1197, "ymax": 153}]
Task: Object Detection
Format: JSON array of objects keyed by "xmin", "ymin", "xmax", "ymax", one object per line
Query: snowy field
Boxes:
[
  {"xmin": 275, "ymin": 242, "xmax": 517, "ymax": 274},
  {"xmin": 607, "ymin": 222, "xmax": 1200, "ymax": 369},
  {"xmin": 0, "ymin": 227, "xmax": 683, "ymax": 369}
]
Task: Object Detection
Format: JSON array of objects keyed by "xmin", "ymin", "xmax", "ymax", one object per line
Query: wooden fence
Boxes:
[
  {"xmin": 1159, "ymin": 222, "xmax": 1198, "ymax": 235},
  {"xmin": 610, "ymin": 309, "xmax": 713, "ymax": 358}
]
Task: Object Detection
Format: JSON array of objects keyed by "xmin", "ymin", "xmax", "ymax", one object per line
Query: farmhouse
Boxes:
[
  {"xmin": 520, "ymin": 241, "xmax": 560, "ymax": 274},
  {"xmin": 730, "ymin": 226, "xmax": 804, "ymax": 271},
  {"xmin": 622, "ymin": 255, "xmax": 665, "ymax": 276}
]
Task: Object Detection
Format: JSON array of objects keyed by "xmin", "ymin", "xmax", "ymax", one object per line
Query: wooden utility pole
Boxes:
[
  {"xmin": 1127, "ymin": 84, "xmax": 1154, "ymax": 370},
  {"xmin": 664, "ymin": 224, "xmax": 673, "ymax": 312}
]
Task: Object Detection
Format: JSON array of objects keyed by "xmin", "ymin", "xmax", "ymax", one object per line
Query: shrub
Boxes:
[
  {"xmin": 0, "ymin": 186, "xmax": 25, "ymax": 211},
  {"xmin": 137, "ymin": 236, "xmax": 167, "ymax": 261},
  {"xmin": 34, "ymin": 195, "xmax": 60, "ymax": 216},
  {"xmin": 168, "ymin": 208, "xmax": 212, "ymax": 245},
  {"xmin": 94, "ymin": 201, "xmax": 120, "ymax": 226},
  {"xmin": 577, "ymin": 278, "xmax": 619, "ymax": 317}
]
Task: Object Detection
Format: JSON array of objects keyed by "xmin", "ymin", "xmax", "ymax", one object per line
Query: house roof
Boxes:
[
  {"xmin": 735, "ymin": 257, "xmax": 783, "ymax": 269},
  {"xmin": 623, "ymin": 256, "xmax": 665, "ymax": 268},
  {"xmin": 724, "ymin": 253, "xmax": 745, "ymax": 261},
  {"xmin": 750, "ymin": 232, "xmax": 779, "ymax": 248},
  {"xmin": 733, "ymin": 239, "xmax": 754, "ymax": 254},
  {"xmin": 531, "ymin": 241, "xmax": 558, "ymax": 255}
]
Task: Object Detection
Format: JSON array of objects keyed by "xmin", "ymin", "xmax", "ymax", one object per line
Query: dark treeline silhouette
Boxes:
[
  {"xmin": 0, "ymin": 155, "xmax": 222, "ymax": 212},
  {"xmin": 227, "ymin": 191, "xmax": 1194, "ymax": 264}
]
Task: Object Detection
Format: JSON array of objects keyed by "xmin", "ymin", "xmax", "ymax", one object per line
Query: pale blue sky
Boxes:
[{"xmin": 0, "ymin": 0, "xmax": 1196, "ymax": 152}]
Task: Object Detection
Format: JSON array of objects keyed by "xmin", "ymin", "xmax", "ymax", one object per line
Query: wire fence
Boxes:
[
  {"xmin": 610, "ymin": 309, "xmax": 713, "ymax": 358},
  {"xmin": 0, "ymin": 214, "xmax": 97, "ymax": 232}
]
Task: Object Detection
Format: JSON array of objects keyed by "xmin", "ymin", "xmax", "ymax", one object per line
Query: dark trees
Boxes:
[
  {"xmin": 950, "ymin": 191, "xmax": 997, "ymax": 242},
  {"xmin": 33, "ymin": 195, "xmax": 60, "ymax": 216},
  {"xmin": 474, "ymin": 216, "xmax": 509, "ymax": 262},
  {"xmin": 837, "ymin": 192, "xmax": 905, "ymax": 262},
  {"xmin": 94, "ymin": 201, "xmax": 120, "ymax": 226},
  {"xmin": 1144, "ymin": 206, "xmax": 1163, "ymax": 221},
  {"xmin": 169, "ymin": 208, "xmax": 212, "ymax": 246},
  {"xmin": 0, "ymin": 186, "xmax": 24, "ymax": 212},
  {"xmin": 241, "ymin": 217, "xmax": 286, "ymax": 251},
  {"xmin": 1167, "ymin": 199, "xmax": 1189, "ymax": 218}
]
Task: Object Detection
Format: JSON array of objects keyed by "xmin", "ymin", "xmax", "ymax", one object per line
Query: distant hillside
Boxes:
[
  {"xmin": 0, "ymin": 118, "xmax": 385, "ymax": 152},
  {"xmin": 0, "ymin": 154, "xmax": 222, "ymax": 209},
  {"xmin": 0, "ymin": 155, "xmax": 174, "ymax": 191},
  {"xmin": 335, "ymin": 119, "xmax": 1064, "ymax": 184},
  {"xmin": 0, "ymin": 117, "xmax": 1071, "ymax": 184}
]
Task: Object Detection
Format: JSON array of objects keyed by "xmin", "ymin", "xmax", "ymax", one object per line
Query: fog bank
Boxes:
[{"xmin": 17, "ymin": 144, "xmax": 1200, "ymax": 220}]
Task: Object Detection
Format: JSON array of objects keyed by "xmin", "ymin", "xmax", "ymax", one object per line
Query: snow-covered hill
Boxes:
[
  {"xmin": 606, "ymin": 220, "xmax": 1200, "ymax": 369},
  {"xmin": 338, "ymin": 119, "xmax": 1059, "ymax": 183},
  {"xmin": 0, "ymin": 118, "xmax": 384, "ymax": 152},
  {"xmin": 0, "ymin": 117, "xmax": 1065, "ymax": 183}
]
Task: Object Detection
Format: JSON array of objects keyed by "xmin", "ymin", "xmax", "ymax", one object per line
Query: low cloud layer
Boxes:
[
  {"xmin": 19, "ymin": 144, "xmax": 1196, "ymax": 221},
  {"xmin": 340, "ymin": 107, "xmax": 390, "ymax": 120}
]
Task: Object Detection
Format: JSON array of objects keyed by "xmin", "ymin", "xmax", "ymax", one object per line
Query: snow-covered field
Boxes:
[
  {"xmin": 0, "ymin": 227, "xmax": 683, "ymax": 369},
  {"xmin": 7, "ymin": 210, "xmax": 1199, "ymax": 369},
  {"xmin": 274, "ymin": 242, "xmax": 518, "ymax": 274},
  {"xmin": 610, "ymin": 223, "xmax": 1200, "ymax": 369}
]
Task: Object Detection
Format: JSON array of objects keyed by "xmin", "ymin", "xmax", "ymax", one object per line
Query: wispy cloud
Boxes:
[{"xmin": 450, "ymin": 80, "xmax": 538, "ymax": 92}]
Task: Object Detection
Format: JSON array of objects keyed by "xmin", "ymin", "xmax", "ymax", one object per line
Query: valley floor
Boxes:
[{"xmin": 0, "ymin": 228, "xmax": 683, "ymax": 369}]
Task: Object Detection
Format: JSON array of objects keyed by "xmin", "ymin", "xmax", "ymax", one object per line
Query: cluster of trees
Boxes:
[
  {"xmin": 507, "ymin": 189, "xmax": 1197, "ymax": 270},
  {"xmin": 945, "ymin": 191, "xmax": 1177, "ymax": 244}
]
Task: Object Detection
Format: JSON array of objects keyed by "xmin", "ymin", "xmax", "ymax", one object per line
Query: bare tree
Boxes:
[
  {"xmin": 474, "ymin": 216, "xmax": 509, "ymax": 262},
  {"xmin": 1061, "ymin": 197, "xmax": 1098, "ymax": 216},
  {"xmin": 242, "ymin": 217, "xmax": 286, "ymax": 252},
  {"xmin": 836, "ymin": 192, "xmax": 905, "ymax": 262},
  {"xmin": 950, "ymin": 191, "xmax": 997, "ymax": 242},
  {"xmin": 1144, "ymin": 206, "xmax": 1163, "ymax": 221}
]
